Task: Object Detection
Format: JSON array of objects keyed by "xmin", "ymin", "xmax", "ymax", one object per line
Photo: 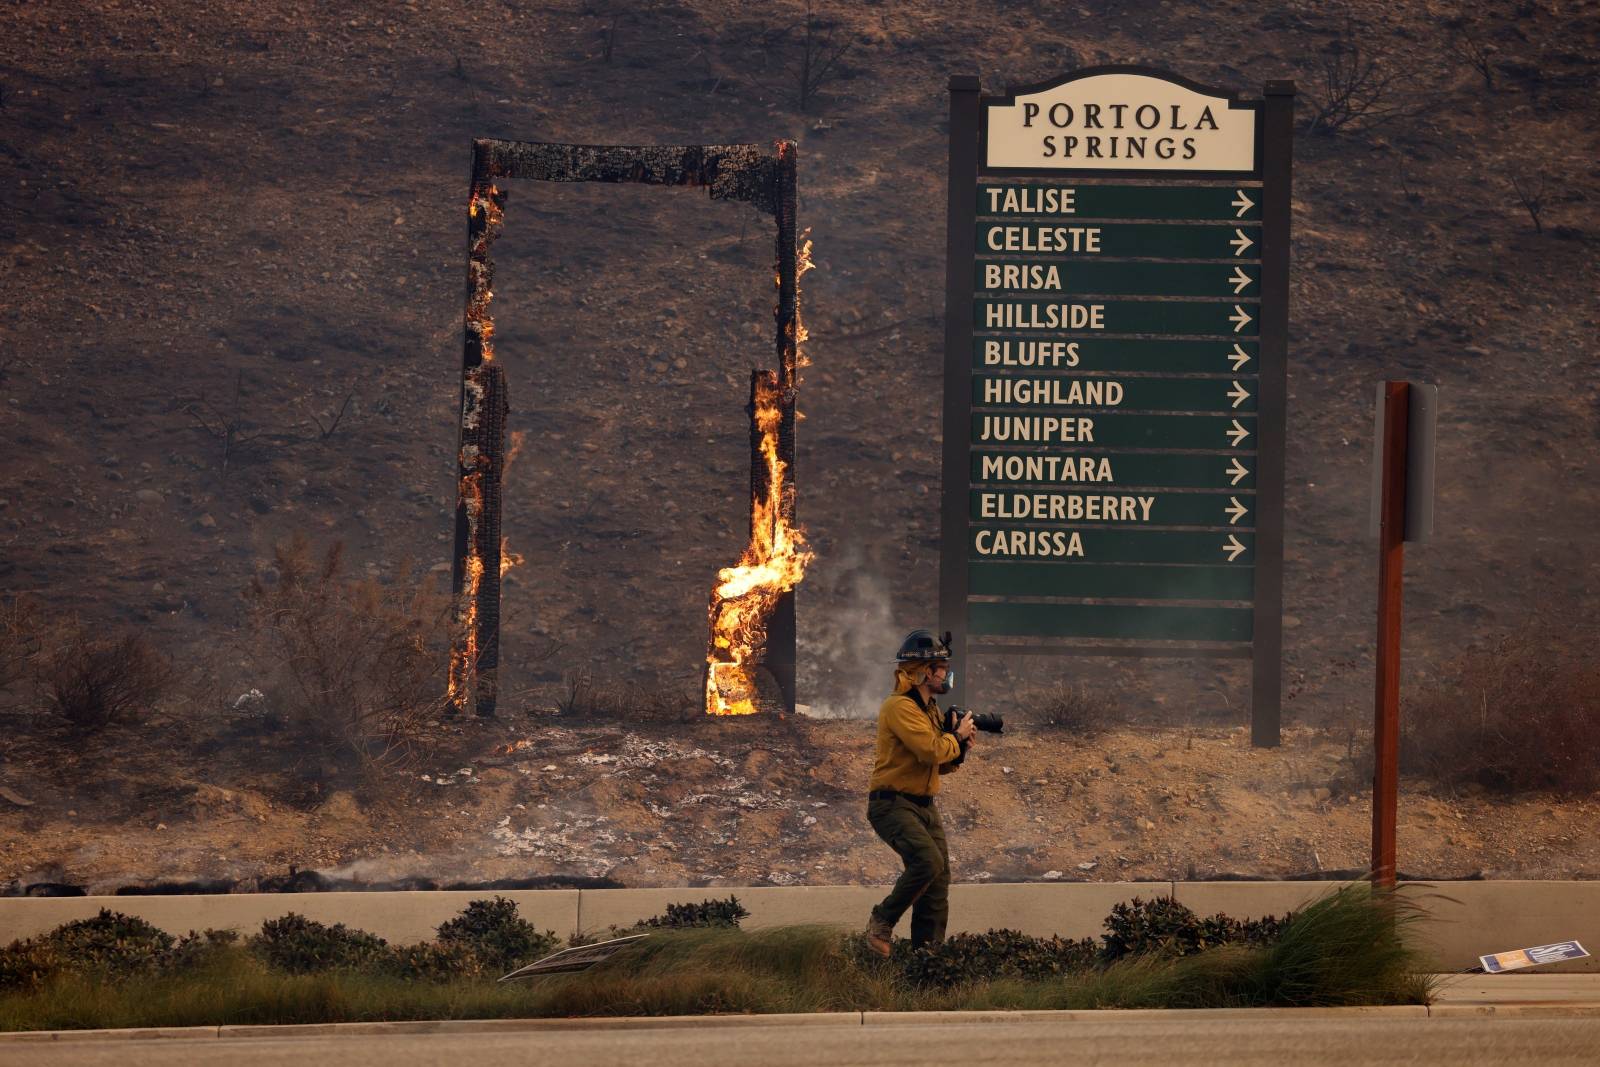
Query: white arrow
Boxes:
[
  {"xmin": 1229, "ymin": 305, "xmax": 1253, "ymax": 333},
  {"xmin": 1227, "ymin": 419, "xmax": 1251, "ymax": 448},
  {"xmin": 1222, "ymin": 533, "xmax": 1247, "ymax": 562},
  {"xmin": 1228, "ymin": 343, "xmax": 1252, "ymax": 371},
  {"xmin": 1227, "ymin": 381, "xmax": 1251, "ymax": 408},
  {"xmin": 1227, "ymin": 457, "xmax": 1250, "ymax": 486},
  {"xmin": 1230, "ymin": 266, "xmax": 1253, "ymax": 295},
  {"xmin": 1225, "ymin": 497, "xmax": 1249, "ymax": 525},
  {"xmin": 1232, "ymin": 190, "xmax": 1256, "ymax": 218},
  {"xmin": 1230, "ymin": 228, "xmax": 1255, "ymax": 257}
]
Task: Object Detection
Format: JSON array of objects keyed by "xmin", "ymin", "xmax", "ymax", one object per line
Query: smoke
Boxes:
[{"xmin": 798, "ymin": 546, "xmax": 897, "ymax": 719}]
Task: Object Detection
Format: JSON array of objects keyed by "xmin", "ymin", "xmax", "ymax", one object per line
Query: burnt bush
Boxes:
[
  {"xmin": 1400, "ymin": 630, "xmax": 1600, "ymax": 794},
  {"xmin": 242, "ymin": 535, "xmax": 451, "ymax": 771},
  {"xmin": 434, "ymin": 896, "xmax": 558, "ymax": 972},
  {"xmin": 248, "ymin": 913, "xmax": 390, "ymax": 974},
  {"xmin": 39, "ymin": 626, "xmax": 178, "ymax": 732},
  {"xmin": 1033, "ymin": 681, "xmax": 1122, "ymax": 738},
  {"xmin": 0, "ymin": 595, "xmax": 42, "ymax": 698}
]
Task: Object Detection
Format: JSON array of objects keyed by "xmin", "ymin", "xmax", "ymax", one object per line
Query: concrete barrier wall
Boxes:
[{"xmin": 3, "ymin": 881, "xmax": 1596, "ymax": 973}]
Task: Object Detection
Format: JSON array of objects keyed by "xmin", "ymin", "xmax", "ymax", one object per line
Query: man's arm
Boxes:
[{"xmin": 884, "ymin": 700, "xmax": 962, "ymax": 766}]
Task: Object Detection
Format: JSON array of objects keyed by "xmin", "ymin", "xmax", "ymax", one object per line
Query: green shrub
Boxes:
[
  {"xmin": 638, "ymin": 896, "xmax": 750, "ymax": 930},
  {"xmin": 1100, "ymin": 897, "xmax": 1289, "ymax": 961},
  {"xmin": 434, "ymin": 897, "xmax": 557, "ymax": 973},
  {"xmin": 169, "ymin": 929, "xmax": 241, "ymax": 971},
  {"xmin": 387, "ymin": 940, "xmax": 485, "ymax": 982},
  {"xmin": 892, "ymin": 929, "xmax": 1099, "ymax": 989},
  {"xmin": 0, "ymin": 940, "xmax": 60, "ymax": 993},
  {"xmin": 249, "ymin": 914, "xmax": 389, "ymax": 974},
  {"xmin": 43, "ymin": 909, "xmax": 177, "ymax": 977}
]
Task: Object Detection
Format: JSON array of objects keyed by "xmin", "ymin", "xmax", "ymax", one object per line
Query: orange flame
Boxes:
[
  {"xmin": 449, "ymin": 182, "xmax": 506, "ymax": 712},
  {"xmin": 500, "ymin": 535, "xmax": 525, "ymax": 578},
  {"xmin": 704, "ymin": 229, "xmax": 816, "ymax": 716}
]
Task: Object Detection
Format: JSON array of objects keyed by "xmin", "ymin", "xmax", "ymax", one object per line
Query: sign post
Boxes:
[
  {"xmin": 940, "ymin": 68, "xmax": 1294, "ymax": 745},
  {"xmin": 1369, "ymin": 380, "xmax": 1437, "ymax": 888}
]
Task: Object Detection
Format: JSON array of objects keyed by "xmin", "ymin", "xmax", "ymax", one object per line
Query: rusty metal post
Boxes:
[
  {"xmin": 765, "ymin": 140, "xmax": 799, "ymax": 713},
  {"xmin": 1372, "ymin": 381, "xmax": 1410, "ymax": 888}
]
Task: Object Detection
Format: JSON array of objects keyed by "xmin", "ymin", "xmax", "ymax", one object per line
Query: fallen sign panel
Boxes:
[
  {"xmin": 1479, "ymin": 940, "xmax": 1589, "ymax": 974},
  {"xmin": 498, "ymin": 933, "xmax": 650, "ymax": 981}
]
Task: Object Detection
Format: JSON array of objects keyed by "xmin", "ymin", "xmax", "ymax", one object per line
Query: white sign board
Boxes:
[
  {"xmin": 1479, "ymin": 940, "xmax": 1589, "ymax": 973},
  {"xmin": 498, "ymin": 933, "xmax": 649, "ymax": 981},
  {"xmin": 985, "ymin": 70, "xmax": 1257, "ymax": 172}
]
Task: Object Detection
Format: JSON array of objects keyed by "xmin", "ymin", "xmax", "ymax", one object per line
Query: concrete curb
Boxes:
[{"xmin": 10, "ymin": 1002, "xmax": 1600, "ymax": 1041}]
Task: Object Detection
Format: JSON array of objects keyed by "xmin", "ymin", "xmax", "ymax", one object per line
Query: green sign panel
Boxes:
[
  {"xmin": 977, "ymin": 183, "xmax": 1261, "ymax": 221},
  {"xmin": 969, "ymin": 601, "xmax": 1253, "ymax": 642},
  {"xmin": 970, "ymin": 562, "xmax": 1255, "ymax": 601},
  {"xmin": 971, "ymin": 411, "xmax": 1256, "ymax": 450},
  {"xmin": 969, "ymin": 489, "xmax": 1253, "ymax": 528},
  {"xmin": 969, "ymin": 526, "xmax": 1254, "ymax": 565},
  {"xmin": 972, "ymin": 374, "xmax": 1257, "ymax": 413},
  {"xmin": 970, "ymin": 449, "xmax": 1256, "ymax": 490},
  {"xmin": 976, "ymin": 298, "xmax": 1259, "ymax": 336},
  {"xmin": 976, "ymin": 221, "xmax": 1261, "ymax": 260},
  {"xmin": 975, "ymin": 337, "xmax": 1258, "ymax": 375},
  {"xmin": 976, "ymin": 260, "xmax": 1260, "ymax": 297},
  {"xmin": 941, "ymin": 70, "xmax": 1293, "ymax": 743}
]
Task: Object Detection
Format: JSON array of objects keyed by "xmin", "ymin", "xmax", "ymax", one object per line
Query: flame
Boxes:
[
  {"xmin": 447, "ymin": 538, "xmax": 485, "ymax": 708},
  {"xmin": 505, "ymin": 429, "xmax": 527, "ymax": 476},
  {"xmin": 704, "ymin": 228, "xmax": 816, "ymax": 716},
  {"xmin": 448, "ymin": 181, "xmax": 507, "ymax": 713},
  {"xmin": 500, "ymin": 535, "xmax": 525, "ymax": 578},
  {"xmin": 466, "ymin": 184, "xmax": 503, "ymax": 365}
]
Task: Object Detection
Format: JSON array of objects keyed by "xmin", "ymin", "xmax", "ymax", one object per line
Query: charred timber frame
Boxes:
[{"xmin": 449, "ymin": 139, "xmax": 799, "ymax": 717}]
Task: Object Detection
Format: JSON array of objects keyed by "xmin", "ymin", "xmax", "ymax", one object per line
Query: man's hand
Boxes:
[{"xmin": 955, "ymin": 711, "xmax": 977, "ymax": 743}]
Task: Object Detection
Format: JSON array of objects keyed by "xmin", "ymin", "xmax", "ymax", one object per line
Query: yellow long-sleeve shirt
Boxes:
[{"xmin": 868, "ymin": 690, "xmax": 962, "ymax": 797}]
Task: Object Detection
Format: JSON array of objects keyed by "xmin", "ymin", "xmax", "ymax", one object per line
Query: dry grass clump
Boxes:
[
  {"xmin": 242, "ymin": 534, "xmax": 452, "ymax": 771},
  {"xmin": 554, "ymin": 668, "xmax": 698, "ymax": 723},
  {"xmin": 1033, "ymin": 680, "xmax": 1123, "ymax": 739},
  {"xmin": 1, "ymin": 595, "xmax": 178, "ymax": 732},
  {"xmin": 0, "ymin": 596, "xmax": 43, "ymax": 696},
  {"xmin": 38, "ymin": 628, "xmax": 179, "ymax": 732},
  {"xmin": 1401, "ymin": 628, "xmax": 1600, "ymax": 794}
]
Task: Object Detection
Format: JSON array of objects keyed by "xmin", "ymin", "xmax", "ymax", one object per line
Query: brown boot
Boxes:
[{"xmin": 865, "ymin": 915, "xmax": 893, "ymax": 959}]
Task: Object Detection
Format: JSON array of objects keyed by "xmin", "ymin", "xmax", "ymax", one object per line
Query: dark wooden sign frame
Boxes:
[
  {"xmin": 939, "ymin": 69, "xmax": 1295, "ymax": 746},
  {"xmin": 449, "ymin": 139, "xmax": 800, "ymax": 718}
]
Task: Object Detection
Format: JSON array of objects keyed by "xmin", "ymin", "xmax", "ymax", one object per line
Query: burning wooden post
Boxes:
[
  {"xmin": 447, "ymin": 138, "xmax": 808, "ymax": 718},
  {"xmin": 703, "ymin": 142, "xmax": 812, "ymax": 717},
  {"xmin": 449, "ymin": 152, "xmax": 509, "ymax": 717}
]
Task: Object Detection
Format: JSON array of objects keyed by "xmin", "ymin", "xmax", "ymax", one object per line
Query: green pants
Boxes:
[{"xmin": 867, "ymin": 794, "xmax": 950, "ymax": 947}]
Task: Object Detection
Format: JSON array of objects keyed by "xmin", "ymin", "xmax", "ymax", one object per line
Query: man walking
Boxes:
[{"xmin": 864, "ymin": 629, "xmax": 977, "ymax": 957}]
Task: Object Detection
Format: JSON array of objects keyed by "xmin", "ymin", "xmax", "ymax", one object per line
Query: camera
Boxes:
[{"xmin": 944, "ymin": 705, "xmax": 1004, "ymax": 735}]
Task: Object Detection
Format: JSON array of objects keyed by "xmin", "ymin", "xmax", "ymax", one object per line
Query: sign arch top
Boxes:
[{"xmin": 981, "ymin": 66, "xmax": 1261, "ymax": 176}]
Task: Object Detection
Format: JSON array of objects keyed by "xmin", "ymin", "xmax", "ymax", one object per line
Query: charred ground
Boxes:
[{"xmin": 1, "ymin": 0, "xmax": 1598, "ymax": 889}]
